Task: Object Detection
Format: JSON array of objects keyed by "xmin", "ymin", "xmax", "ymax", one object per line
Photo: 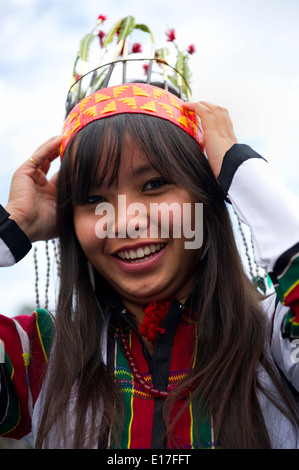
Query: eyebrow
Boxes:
[
  {"xmin": 131, "ymin": 163, "xmax": 156, "ymax": 178},
  {"xmin": 92, "ymin": 163, "xmax": 156, "ymax": 190}
]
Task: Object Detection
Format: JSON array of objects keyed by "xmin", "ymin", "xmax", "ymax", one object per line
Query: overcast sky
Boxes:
[{"xmin": 0, "ymin": 0, "xmax": 298, "ymax": 316}]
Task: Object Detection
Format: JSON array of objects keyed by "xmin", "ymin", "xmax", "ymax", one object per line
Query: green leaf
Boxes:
[
  {"xmin": 175, "ymin": 51, "xmax": 185, "ymax": 74},
  {"xmin": 155, "ymin": 47, "xmax": 170, "ymax": 60},
  {"xmin": 118, "ymin": 16, "xmax": 136, "ymax": 42},
  {"xmin": 135, "ymin": 23, "xmax": 154, "ymax": 42},
  {"xmin": 78, "ymin": 33, "xmax": 95, "ymax": 62},
  {"xmin": 72, "ymin": 55, "xmax": 80, "ymax": 78},
  {"xmin": 183, "ymin": 57, "xmax": 191, "ymax": 80},
  {"xmin": 173, "ymin": 51, "xmax": 192, "ymax": 95},
  {"xmin": 168, "ymin": 73, "xmax": 179, "ymax": 89},
  {"xmin": 103, "ymin": 16, "xmax": 136, "ymax": 49},
  {"xmin": 103, "ymin": 18, "xmax": 124, "ymax": 47}
]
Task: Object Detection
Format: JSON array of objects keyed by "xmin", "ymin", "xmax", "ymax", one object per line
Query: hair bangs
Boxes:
[
  {"xmin": 61, "ymin": 112, "xmax": 212, "ymax": 208},
  {"xmin": 62, "ymin": 117, "xmax": 127, "ymax": 206}
]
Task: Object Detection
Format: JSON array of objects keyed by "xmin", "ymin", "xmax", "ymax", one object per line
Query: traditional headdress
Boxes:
[{"xmin": 60, "ymin": 15, "xmax": 203, "ymax": 158}]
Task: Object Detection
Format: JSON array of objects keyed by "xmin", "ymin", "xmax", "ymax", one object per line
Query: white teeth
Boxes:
[
  {"xmin": 144, "ymin": 246, "xmax": 151, "ymax": 256},
  {"xmin": 129, "ymin": 250, "xmax": 137, "ymax": 259},
  {"xmin": 136, "ymin": 248, "xmax": 144, "ymax": 258},
  {"xmin": 116, "ymin": 243, "xmax": 165, "ymax": 262}
]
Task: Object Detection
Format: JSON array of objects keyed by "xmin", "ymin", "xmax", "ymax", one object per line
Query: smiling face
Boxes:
[{"xmin": 73, "ymin": 142, "xmax": 202, "ymax": 315}]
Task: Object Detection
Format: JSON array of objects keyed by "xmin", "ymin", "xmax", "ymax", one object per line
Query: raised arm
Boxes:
[{"xmin": 5, "ymin": 136, "xmax": 61, "ymax": 244}]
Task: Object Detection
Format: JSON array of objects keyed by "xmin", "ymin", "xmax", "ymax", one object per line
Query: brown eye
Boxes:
[
  {"xmin": 85, "ymin": 195, "xmax": 106, "ymax": 205},
  {"xmin": 143, "ymin": 178, "xmax": 168, "ymax": 191}
]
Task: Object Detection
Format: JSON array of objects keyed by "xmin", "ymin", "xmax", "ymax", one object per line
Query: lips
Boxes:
[{"xmin": 115, "ymin": 243, "xmax": 166, "ymax": 263}]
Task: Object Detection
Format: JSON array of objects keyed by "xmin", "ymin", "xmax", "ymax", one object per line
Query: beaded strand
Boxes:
[
  {"xmin": 33, "ymin": 239, "xmax": 61, "ymax": 310},
  {"xmin": 118, "ymin": 315, "xmax": 192, "ymax": 400},
  {"xmin": 118, "ymin": 322, "xmax": 169, "ymax": 399}
]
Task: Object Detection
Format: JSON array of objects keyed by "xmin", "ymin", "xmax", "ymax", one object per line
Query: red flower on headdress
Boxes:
[
  {"xmin": 143, "ymin": 63, "xmax": 149, "ymax": 75},
  {"xmin": 97, "ymin": 15, "xmax": 107, "ymax": 23},
  {"xmin": 75, "ymin": 73, "xmax": 82, "ymax": 81},
  {"xmin": 132, "ymin": 43, "xmax": 142, "ymax": 53},
  {"xmin": 188, "ymin": 44, "xmax": 196, "ymax": 55},
  {"xmin": 166, "ymin": 28, "xmax": 176, "ymax": 42},
  {"xmin": 98, "ymin": 30, "xmax": 106, "ymax": 48}
]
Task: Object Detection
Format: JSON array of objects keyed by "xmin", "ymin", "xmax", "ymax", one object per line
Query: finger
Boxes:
[
  {"xmin": 184, "ymin": 100, "xmax": 214, "ymax": 109},
  {"xmin": 26, "ymin": 136, "xmax": 62, "ymax": 170},
  {"xmin": 185, "ymin": 101, "xmax": 223, "ymax": 117},
  {"xmin": 185, "ymin": 101, "xmax": 234, "ymax": 133},
  {"xmin": 184, "ymin": 102, "xmax": 216, "ymax": 125},
  {"xmin": 184, "ymin": 102, "xmax": 219, "ymax": 132},
  {"xmin": 39, "ymin": 158, "xmax": 51, "ymax": 176}
]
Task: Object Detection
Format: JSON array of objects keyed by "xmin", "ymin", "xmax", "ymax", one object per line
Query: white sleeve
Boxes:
[
  {"xmin": 271, "ymin": 303, "xmax": 299, "ymax": 391},
  {"xmin": 219, "ymin": 145, "xmax": 299, "ymax": 391},
  {"xmin": 0, "ymin": 205, "xmax": 32, "ymax": 265},
  {"xmin": 0, "ymin": 238, "xmax": 17, "ymax": 266},
  {"xmin": 262, "ymin": 296, "xmax": 299, "ymax": 392},
  {"xmin": 226, "ymin": 156, "xmax": 299, "ymax": 273}
]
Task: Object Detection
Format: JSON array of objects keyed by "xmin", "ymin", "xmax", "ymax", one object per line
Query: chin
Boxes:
[{"xmin": 121, "ymin": 289, "xmax": 175, "ymax": 305}]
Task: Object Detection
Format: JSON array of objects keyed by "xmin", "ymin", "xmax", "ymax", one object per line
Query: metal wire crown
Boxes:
[{"xmin": 65, "ymin": 15, "xmax": 196, "ymax": 117}]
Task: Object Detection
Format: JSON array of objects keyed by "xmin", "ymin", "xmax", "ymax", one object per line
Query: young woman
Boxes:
[{"xmin": 0, "ymin": 83, "xmax": 298, "ymax": 449}]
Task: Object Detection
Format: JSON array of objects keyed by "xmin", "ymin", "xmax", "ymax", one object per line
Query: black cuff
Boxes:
[
  {"xmin": 268, "ymin": 242, "xmax": 299, "ymax": 296},
  {"xmin": 0, "ymin": 205, "xmax": 32, "ymax": 262},
  {"xmin": 217, "ymin": 144, "xmax": 267, "ymax": 196}
]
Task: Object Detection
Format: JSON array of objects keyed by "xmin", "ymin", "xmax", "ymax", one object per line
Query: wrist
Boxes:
[
  {"xmin": 4, "ymin": 204, "xmax": 34, "ymax": 242},
  {"xmin": 217, "ymin": 144, "xmax": 267, "ymax": 196},
  {"xmin": 0, "ymin": 205, "xmax": 32, "ymax": 262}
]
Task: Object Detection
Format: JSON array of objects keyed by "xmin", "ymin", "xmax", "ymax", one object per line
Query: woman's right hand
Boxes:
[{"xmin": 5, "ymin": 136, "xmax": 61, "ymax": 243}]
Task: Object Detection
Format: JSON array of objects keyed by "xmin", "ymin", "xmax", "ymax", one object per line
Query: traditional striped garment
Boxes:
[
  {"xmin": 269, "ymin": 242, "xmax": 299, "ymax": 340},
  {"xmin": 108, "ymin": 303, "xmax": 214, "ymax": 449},
  {"xmin": 0, "ymin": 309, "xmax": 53, "ymax": 439},
  {"xmin": 0, "ymin": 268, "xmax": 298, "ymax": 447}
]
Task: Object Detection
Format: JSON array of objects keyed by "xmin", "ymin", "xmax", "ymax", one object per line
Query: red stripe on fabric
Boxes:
[
  {"xmin": 285, "ymin": 283, "xmax": 299, "ymax": 304},
  {"xmin": 14, "ymin": 313, "xmax": 48, "ymax": 404},
  {"xmin": 284, "ymin": 284, "xmax": 299, "ymax": 323},
  {"xmin": 166, "ymin": 321, "xmax": 195, "ymax": 449},
  {"xmin": 127, "ymin": 330, "xmax": 155, "ymax": 449},
  {"xmin": 0, "ymin": 314, "xmax": 30, "ymax": 438}
]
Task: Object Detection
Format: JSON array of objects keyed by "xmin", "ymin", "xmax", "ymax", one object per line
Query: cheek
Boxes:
[
  {"xmin": 156, "ymin": 191, "xmax": 198, "ymax": 238},
  {"xmin": 74, "ymin": 213, "xmax": 101, "ymax": 254}
]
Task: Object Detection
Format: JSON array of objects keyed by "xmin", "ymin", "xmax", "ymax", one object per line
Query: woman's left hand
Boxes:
[{"xmin": 184, "ymin": 101, "xmax": 238, "ymax": 178}]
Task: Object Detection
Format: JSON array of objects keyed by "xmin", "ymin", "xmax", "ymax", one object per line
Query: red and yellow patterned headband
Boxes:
[{"xmin": 60, "ymin": 83, "xmax": 203, "ymax": 159}]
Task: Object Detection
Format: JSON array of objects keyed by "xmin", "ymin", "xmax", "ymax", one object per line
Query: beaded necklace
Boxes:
[{"xmin": 118, "ymin": 322, "xmax": 169, "ymax": 399}]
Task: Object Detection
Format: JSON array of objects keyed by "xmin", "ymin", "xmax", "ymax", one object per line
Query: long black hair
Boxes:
[{"xmin": 35, "ymin": 113, "xmax": 299, "ymax": 448}]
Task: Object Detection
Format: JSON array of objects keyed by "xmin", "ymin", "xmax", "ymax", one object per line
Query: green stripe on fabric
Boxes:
[
  {"xmin": 282, "ymin": 309, "xmax": 299, "ymax": 339},
  {"xmin": 190, "ymin": 400, "xmax": 214, "ymax": 449},
  {"xmin": 274, "ymin": 256, "xmax": 299, "ymax": 303},
  {"xmin": 110, "ymin": 330, "xmax": 134, "ymax": 449},
  {"xmin": 35, "ymin": 309, "xmax": 54, "ymax": 361}
]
